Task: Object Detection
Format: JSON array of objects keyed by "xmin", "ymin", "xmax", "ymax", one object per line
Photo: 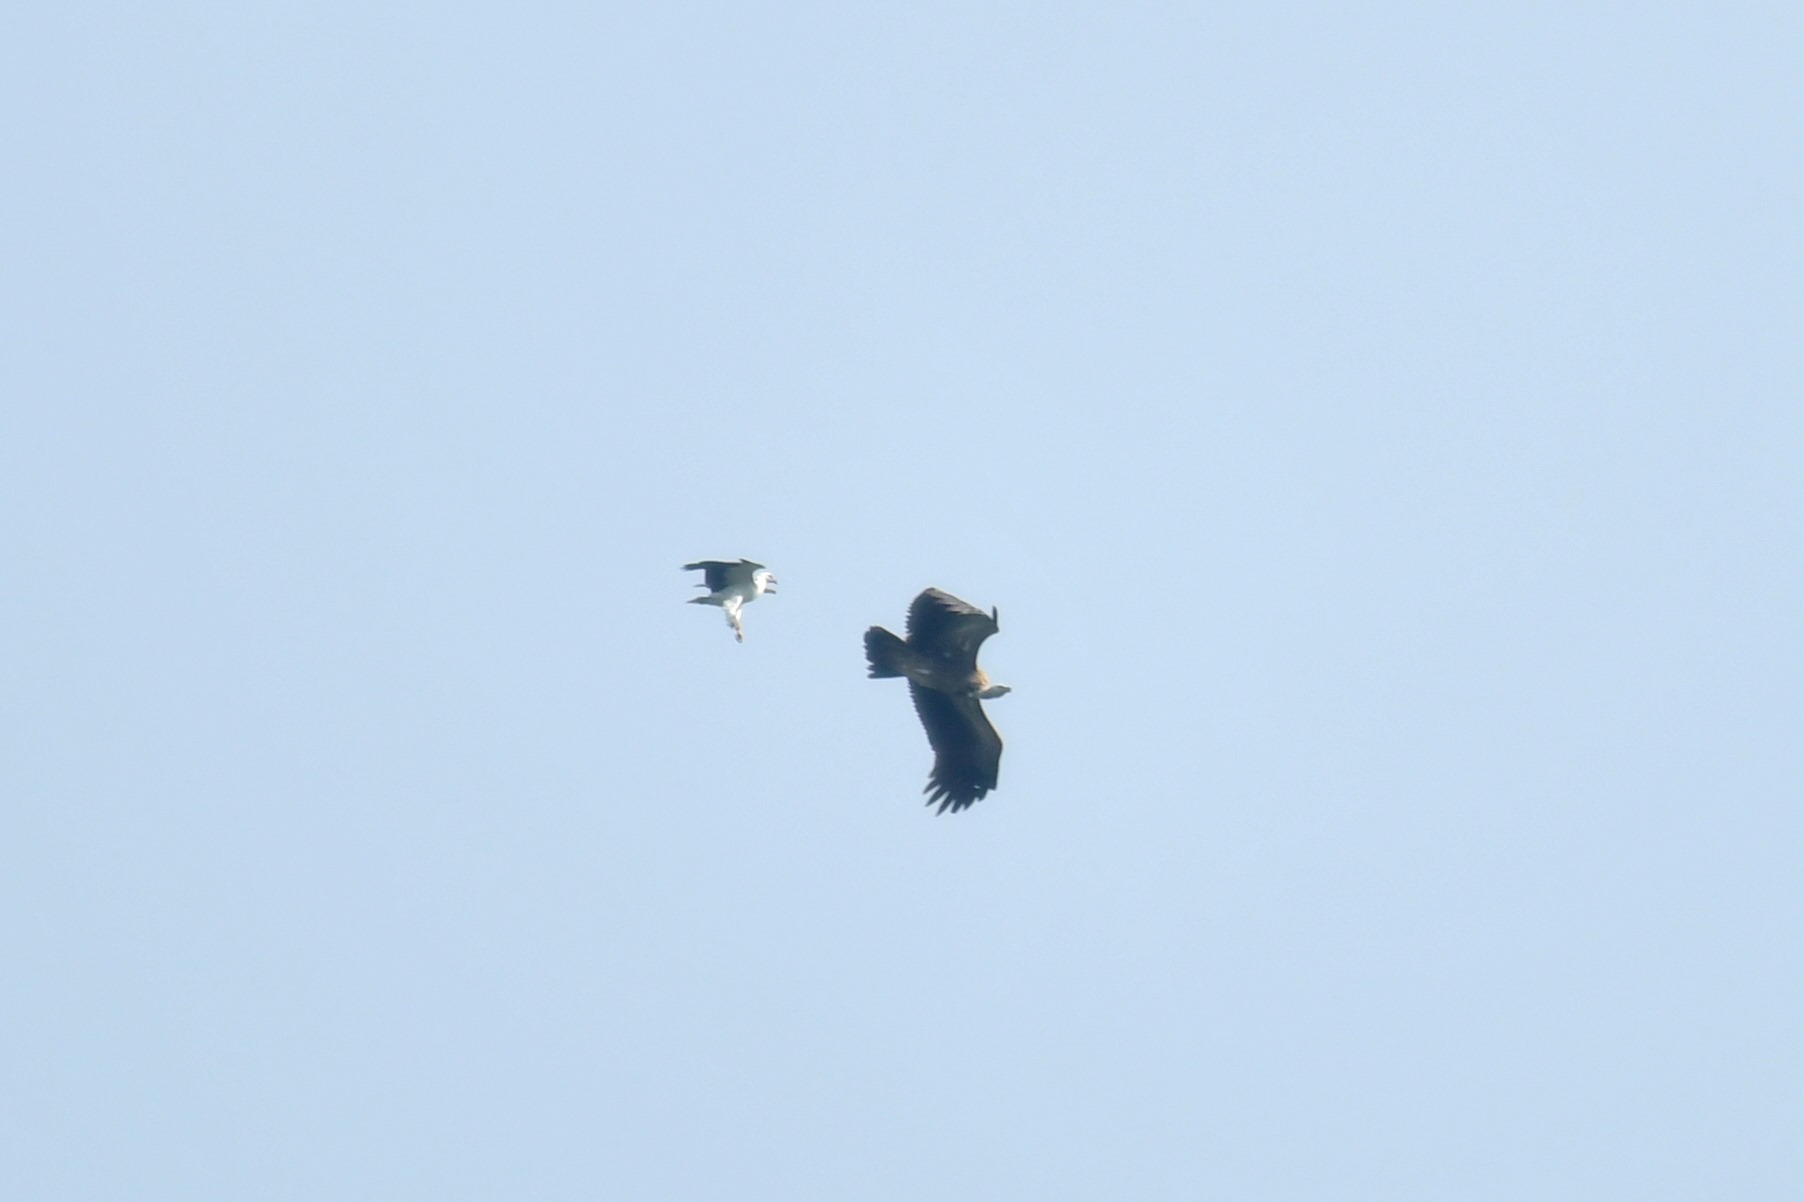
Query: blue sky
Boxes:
[{"xmin": 4, "ymin": 3, "xmax": 1801, "ymax": 1198}]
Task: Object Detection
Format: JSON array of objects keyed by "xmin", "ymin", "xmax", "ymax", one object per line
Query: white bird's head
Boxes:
[{"xmin": 754, "ymin": 568, "xmax": 777, "ymax": 595}]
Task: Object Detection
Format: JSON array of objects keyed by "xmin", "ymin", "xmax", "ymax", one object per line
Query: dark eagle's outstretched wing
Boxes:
[
  {"xmin": 905, "ymin": 587, "xmax": 999, "ymax": 665},
  {"xmin": 684, "ymin": 559, "xmax": 763, "ymax": 592},
  {"xmin": 908, "ymin": 683, "xmax": 1002, "ymax": 814}
]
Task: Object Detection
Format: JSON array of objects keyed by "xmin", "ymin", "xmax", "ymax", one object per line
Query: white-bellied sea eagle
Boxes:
[
  {"xmin": 685, "ymin": 559, "xmax": 777, "ymax": 642},
  {"xmin": 864, "ymin": 588, "xmax": 1010, "ymax": 814}
]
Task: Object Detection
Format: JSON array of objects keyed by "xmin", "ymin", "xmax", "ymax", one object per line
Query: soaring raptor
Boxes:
[
  {"xmin": 864, "ymin": 588, "xmax": 1010, "ymax": 814},
  {"xmin": 684, "ymin": 559, "xmax": 777, "ymax": 642}
]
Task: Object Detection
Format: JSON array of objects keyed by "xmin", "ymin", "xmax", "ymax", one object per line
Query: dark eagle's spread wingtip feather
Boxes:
[{"xmin": 923, "ymin": 776, "xmax": 990, "ymax": 814}]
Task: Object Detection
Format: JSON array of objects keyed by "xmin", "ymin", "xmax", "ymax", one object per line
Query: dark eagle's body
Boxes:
[{"xmin": 864, "ymin": 588, "xmax": 1009, "ymax": 814}]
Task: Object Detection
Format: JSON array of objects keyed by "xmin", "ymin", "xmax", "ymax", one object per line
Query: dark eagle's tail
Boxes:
[{"xmin": 863, "ymin": 627, "xmax": 908, "ymax": 678}]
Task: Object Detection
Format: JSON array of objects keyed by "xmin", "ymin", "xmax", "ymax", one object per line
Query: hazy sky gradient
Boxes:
[{"xmin": 4, "ymin": 3, "xmax": 1800, "ymax": 1198}]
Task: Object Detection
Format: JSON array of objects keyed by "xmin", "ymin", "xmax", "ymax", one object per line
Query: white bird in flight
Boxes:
[{"xmin": 684, "ymin": 559, "xmax": 778, "ymax": 643}]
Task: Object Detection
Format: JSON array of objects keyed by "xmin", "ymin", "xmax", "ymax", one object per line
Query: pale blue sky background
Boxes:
[{"xmin": 4, "ymin": 2, "xmax": 1800, "ymax": 1198}]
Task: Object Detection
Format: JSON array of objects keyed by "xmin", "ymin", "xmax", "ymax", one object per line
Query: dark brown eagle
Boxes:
[{"xmin": 864, "ymin": 588, "xmax": 1011, "ymax": 814}]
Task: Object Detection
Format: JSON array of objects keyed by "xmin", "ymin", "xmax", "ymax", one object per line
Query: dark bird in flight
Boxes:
[
  {"xmin": 684, "ymin": 559, "xmax": 777, "ymax": 642},
  {"xmin": 864, "ymin": 588, "xmax": 1010, "ymax": 814}
]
